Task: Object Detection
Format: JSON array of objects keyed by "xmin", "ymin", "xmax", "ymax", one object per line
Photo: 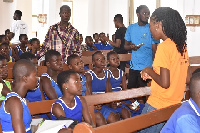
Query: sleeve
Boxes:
[
  {"xmin": 74, "ymin": 31, "xmax": 81, "ymax": 55},
  {"xmin": 153, "ymin": 44, "xmax": 170, "ymax": 70},
  {"xmin": 115, "ymin": 29, "xmax": 121, "ymax": 39},
  {"xmin": 10, "ymin": 22, "xmax": 15, "ymax": 33},
  {"xmin": 175, "ymin": 115, "xmax": 200, "ymax": 133},
  {"xmin": 124, "ymin": 26, "xmax": 131, "ymax": 41},
  {"xmin": 38, "ymin": 26, "xmax": 51, "ymax": 57}
]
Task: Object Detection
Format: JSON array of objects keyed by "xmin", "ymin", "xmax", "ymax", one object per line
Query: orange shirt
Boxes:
[{"xmin": 147, "ymin": 38, "xmax": 189, "ymax": 109}]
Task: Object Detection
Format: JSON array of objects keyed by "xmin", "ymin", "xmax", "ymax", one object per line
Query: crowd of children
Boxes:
[{"xmin": 0, "ymin": 6, "xmax": 193, "ymax": 133}]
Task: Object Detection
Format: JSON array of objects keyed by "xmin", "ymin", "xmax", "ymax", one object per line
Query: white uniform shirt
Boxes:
[{"xmin": 10, "ymin": 20, "xmax": 28, "ymax": 44}]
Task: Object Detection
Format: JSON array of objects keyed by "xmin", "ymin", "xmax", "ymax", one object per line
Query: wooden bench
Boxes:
[{"xmin": 73, "ymin": 103, "xmax": 181, "ymax": 133}]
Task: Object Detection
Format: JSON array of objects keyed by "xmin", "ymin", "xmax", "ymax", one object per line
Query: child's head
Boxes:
[
  {"xmin": 19, "ymin": 34, "xmax": 28, "ymax": 45},
  {"xmin": 13, "ymin": 59, "xmax": 37, "ymax": 90},
  {"xmin": 0, "ymin": 55, "xmax": 8, "ymax": 80},
  {"xmin": 150, "ymin": 7, "xmax": 187, "ymax": 55},
  {"xmin": 0, "ymin": 35, "xmax": 10, "ymax": 44},
  {"xmin": 114, "ymin": 14, "xmax": 123, "ymax": 28},
  {"xmin": 30, "ymin": 38, "xmax": 40, "ymax": 49},
  {"xmin": 92, "ymin": 51, "xmax": 106, "ymax": 69},
  {"xmin": 45, "ymin": 50, "xmax": 63, "ymax": 71},
  {"xmin": 93, "ymin": 33, "xmax": 99, "ymax": 43},
  {"xmin": 189, "ymin": 72, "xmax": 200, "ymax": 102},
  {"xmin": 57, "ymin": 70, "xmax": 82, "ymax": 96},
  {"xmin": 85, "ymin": 36, "xmax": 93, "ymax": 47},
  {"xmin": 107, "ymin": 51, "xmax": 120, "ymax": 67},
  {"xmin": 5, "ymin": 29, "xmax": 10, "ymax": 37},
  {"xmin": 14, "ymin": 10, "xmax": 22, "ymax": 20},
  {"xmin": 99, "ymin": 32, "xmax": 106, "ymax": 44},
  {"xmin": 0, "ymin": 42, "xmax": 10, "ymax": 59},
  {"xmin": 20, "ymin": 52, "xmax": 38, "ymax": 68},
  {"xmin": 67, "ymin": 54, "xmax": 84, "ymax": 73},
  {"xmin": 80, "ymin": 34, "xmax": 83, "ymax": 44}
]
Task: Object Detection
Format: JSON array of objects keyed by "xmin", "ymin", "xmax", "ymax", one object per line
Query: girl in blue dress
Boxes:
[
  {"xmin": 107, "ymin": 51, "xmax": 144, "ymax": 117},
  {"xmin": 85, "ymin": 51, "xmax": 120, "ymax": 125},
  {"xmin": 0, "ymin": 59, "xmax": 38, "ymax": 133},
  {"xmin": 51, "ymin": 70, "xmax": 94, "ymax": 129},
  {"xmin": 39, "ymin": 50, "xmax": 63, "ymax": 100}
]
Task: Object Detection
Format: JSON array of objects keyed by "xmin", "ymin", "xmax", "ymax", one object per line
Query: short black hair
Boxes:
[
  {"xmin": 0, "ymin": 35, "xmax": 6, "ymax": 43},
  {"xmin": 5, "ymin": 29, "xmax": 10, "ymax": 35},
  {"xmin": 30, "ymin": 38, "xmax": 39, "ymax": 45},
  {"xmin": 93, "ymin": 33, "xmax": 99, "ymax": 38},
  {"xmin": 60, "ymin": 5, "xmax": 71, "ymax": 13},
  {"xmin": 0, "ymin": 42, "xmax": 9, "ymax": 48},
  {"xmin": 85, "ymin": 36, "xmax": 92, "ymax": 42},
  {"xmin": 45, "ymin": 50, "xmax": 61, "ymax": 63},
  {"xmin": 151, "ymin": 7, "xmax": 187, "ymax": 56},
  {"xmin": 67, "ymin": 54, "xmax": 79, "ymax": 65},
  {"xmin": 107, "ymin": 51, "xmax": 117, "ymax": 60},
  {"xmin": 92, "ymin": 51, "xmax": 102, "ymax": 61},
  {"xmin": 99, "ymin": 32, "xmax": 105, "ymax": 36},
  {"xmin": 15, "ymin": 10, "xmax": 22, "ymax": 17},
  {"xmin": 19, "ymin": 34, "xmax": 27, "ymax": 40},
  {"xmin": 136, "ymin": 5, "xmax": 148, "ymax": 13},
  {"xmin": 57, "ymin": 70, "xmax": 78, "ymax": 93},
  {"xmin": 20, "ymin": 52, "xmax": 36, "ymax": 61},
  {"xmin": 189, "ymin": 72, "xmax": 200, "ymax": 99},
  {"xmin": 114, "ymin": 14, "xmax": 123, "ymax": 23},
  {"xmin": 13, "ymin": 59, "xmax": 35, "ymax": 81}
]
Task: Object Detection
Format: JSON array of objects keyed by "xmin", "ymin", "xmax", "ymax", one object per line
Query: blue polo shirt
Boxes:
[
  {"xmin": 161, "ymin": 98, "xmax": 200, "ymax": 133},
  {"xmin": 124, "ymin": 23, "xmax": 159, "ymax": 70},
  {"xmin": 94, "ymin": 43, "xmax": 113, "ymax": 50}
]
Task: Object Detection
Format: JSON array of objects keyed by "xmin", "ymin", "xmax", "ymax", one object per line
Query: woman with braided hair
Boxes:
[{"xmin": 139, "ymin": 7, "xmax": 189, "ymax": 133}]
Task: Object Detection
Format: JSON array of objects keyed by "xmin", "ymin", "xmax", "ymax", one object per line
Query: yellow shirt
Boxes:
[{"xmin": 147, "ymin": 38, "xmax": 189, "ymax": 109}]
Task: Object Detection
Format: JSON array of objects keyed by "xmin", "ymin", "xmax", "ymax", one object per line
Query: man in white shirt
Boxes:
[{"xmin": 10, "ymin": 10, "xmax": 28, "ymax": 44}]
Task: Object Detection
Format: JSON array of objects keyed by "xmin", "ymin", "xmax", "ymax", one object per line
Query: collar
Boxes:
[
  {"xmin": 189, "ymin": 98, "xmax": 200, "ymax": 117},
  {"xmin": 57, "ymin": 22, "xmax": 72, "ymax": 28}
]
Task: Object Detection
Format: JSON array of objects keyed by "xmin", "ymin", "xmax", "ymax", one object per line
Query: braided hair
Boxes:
[{"xmin": 151, "ymin": 7, "xmax": 187, "ymax": 55}]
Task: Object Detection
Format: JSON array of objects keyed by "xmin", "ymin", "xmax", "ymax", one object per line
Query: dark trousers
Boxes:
[
  {"xmin": 118, "ymin": 61, "xmax": 127, "ymax": 72},
  {"xmin": 127, "ymin": 69, "xmax": 148, "ymax": 89}
]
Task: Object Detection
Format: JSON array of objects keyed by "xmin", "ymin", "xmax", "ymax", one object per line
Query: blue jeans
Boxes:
[{"xmin": 138, "ymin": 103, "xmax": 165, "ymax": 133}]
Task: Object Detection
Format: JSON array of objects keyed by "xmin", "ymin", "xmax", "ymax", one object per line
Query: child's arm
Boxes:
[
  {"xmin": 80, "ymin": 96, "xmax": 95, "ymax": 127},
  {"xmin": 51, "ymin": 103, "xmax": 66, "ymax": 119},
  {"xmin": 85, "ymin": 73, "xmax": 93, "ymax": 95},
  {"xmin": 141, "ymin": 67, "xmax": 170, "ymax": 89},
  {"xmin": 40, "ymin": 76, "xmax": 58, "ymax": 99},
  {"xmin": 122, "ymin": 72, "xmax": 127, "ymax": 90},
  {"xmin": 6, "ymin": 97, "xmax": 26, "ymax": 133}
]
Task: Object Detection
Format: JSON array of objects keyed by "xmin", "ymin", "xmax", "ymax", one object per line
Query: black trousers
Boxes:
[{"xmin": 127, "ymin": 69, "xmax": 148, "ymax": 89}]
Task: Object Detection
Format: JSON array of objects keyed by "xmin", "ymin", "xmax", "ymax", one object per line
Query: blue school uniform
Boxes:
[
  {"xmin": 25, "ymin": 79, "xmax": 42, "ymax": 102},
  {"xmin": 51, "ymin": 96, "xmax": 83, "ymax": 122},
  {"xmin": 107, "ymin": 69, "xmax": 123, "ymax": 91},
  {"xmin": 0, "ymin": 92, "xmax": 31, "ymax": 133},
  {"xmin": 41, "ymin": 73, "xmax": 63, "ymax": 100},
  {"xmin": 16, "ymin": 45, "xmax": 29, "ymax": 56},
  {"xmin": 80, "ymin": 74, "xmax": 87, "ymax": 96},
  {"xmin": 86, "ymin": 69, "xmax": 108, "ymax": 94}
]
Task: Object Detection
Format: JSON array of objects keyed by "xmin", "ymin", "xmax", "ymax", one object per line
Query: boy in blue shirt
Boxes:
[{"xmin": 94, "ymin": 33, "xmax": 113, "ymax": 50}]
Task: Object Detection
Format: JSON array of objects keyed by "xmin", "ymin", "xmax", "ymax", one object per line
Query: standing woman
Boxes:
[{"xmin": 140, "ymin": 7, "xmax": 189, "ymax": 133}]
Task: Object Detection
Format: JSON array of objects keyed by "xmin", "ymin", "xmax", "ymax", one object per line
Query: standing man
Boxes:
[
  {"xmin": 39, "ymin": 5, "xmax": 80, "ymax": 64},
  {"xmin": 104, "ymin": 14, "xmax": 128, "ymax": 71},
  {"xmin": 10, "ymin": 10, "xmax": 28, "ymax": 45},
  {"xmin": 124, "ymin": 5, "xmax": 159, "ymax": 89}
]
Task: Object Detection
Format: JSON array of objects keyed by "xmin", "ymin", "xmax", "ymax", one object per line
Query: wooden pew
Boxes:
[{"xmin": 74, "ymin": 103, "xmax": 181, "ymax": 133}]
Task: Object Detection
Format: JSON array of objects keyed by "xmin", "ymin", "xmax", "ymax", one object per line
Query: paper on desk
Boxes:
[
  {"xmin": 35, "ymin": 120, "xmax": 74, "ymax": 133},
  {"xmin": 31, "ymin": 118, "xmax": 44, "ymax": 126}
]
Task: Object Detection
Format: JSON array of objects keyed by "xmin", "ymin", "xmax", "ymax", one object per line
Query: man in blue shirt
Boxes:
[
  {"xmin": 124, "ymin": 5, "xmax": 159, "ymax": 89},
  {"xmin": 94, "ymin": 32, "xmax": 113, "ymax": 50},
  {"xmin": 161, "ymin": 72, "xmax": 200, "ymax": 133}
]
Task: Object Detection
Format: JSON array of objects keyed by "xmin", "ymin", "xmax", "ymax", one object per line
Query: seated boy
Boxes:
[
  {"xmin": 94, "ymin": 33, "xmax": 113, "ymax": 50},
  {"xmin": 0, "ymin": 42, "xmax": 14, "ymax": 62},
  {"xmin": 83, "ymin": 36, "xmax": 97, "ymax": 51},
  {"xmin": 29, "ymin": 38, "xmax": 41, "ymax": 58},
  {"xmin": 93, "ymin": 33, "xmax": 99, "ymax": 45},
  {"xmin": 161, "ymin": 72, "xmax": 200, "ymax": 133}
]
